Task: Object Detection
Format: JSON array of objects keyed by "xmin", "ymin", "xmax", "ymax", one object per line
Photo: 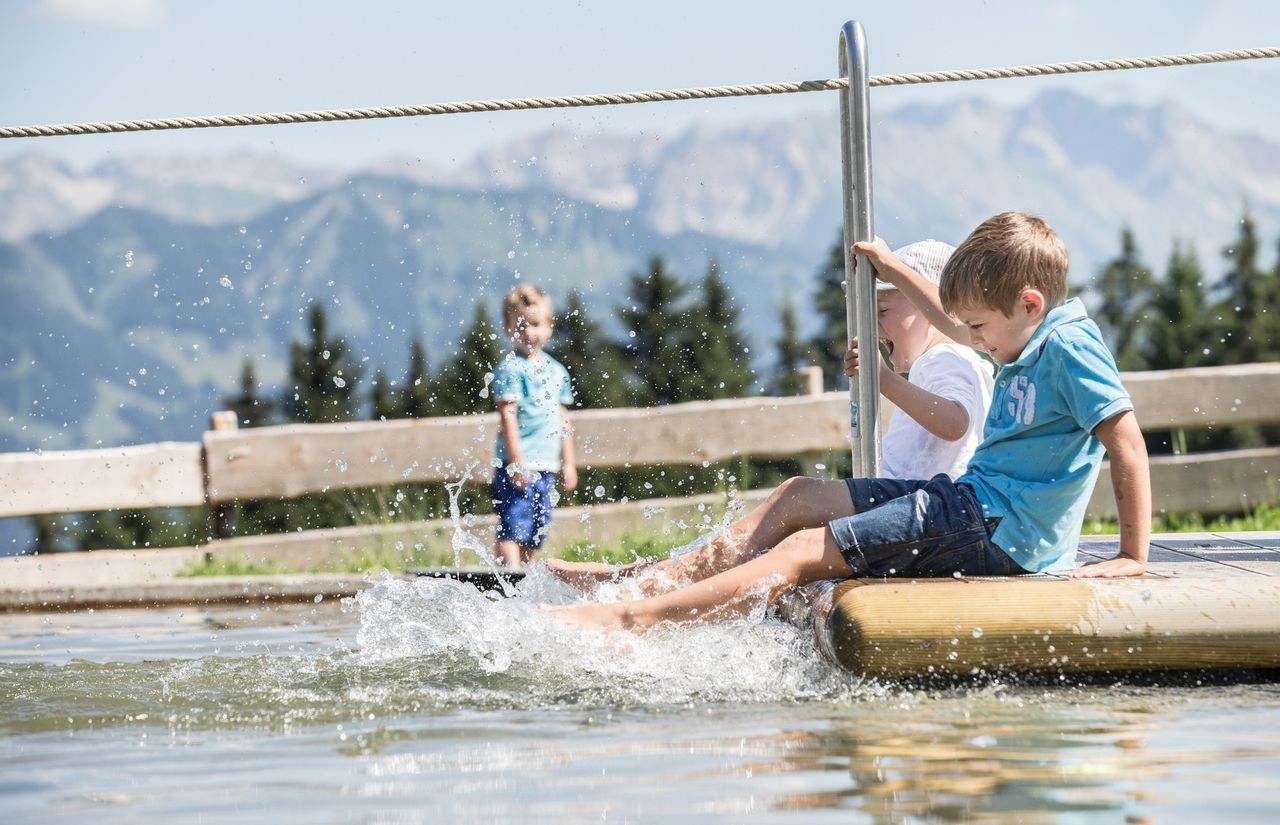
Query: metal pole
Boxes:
[{"xmin": 838, "ymin": 20, "xmax": 880, "ymax": 477}]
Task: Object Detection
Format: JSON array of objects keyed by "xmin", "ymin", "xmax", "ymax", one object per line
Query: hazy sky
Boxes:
[{"xmin": 2, "ymin": 0, "xmax": 1278, "ymax": 170}]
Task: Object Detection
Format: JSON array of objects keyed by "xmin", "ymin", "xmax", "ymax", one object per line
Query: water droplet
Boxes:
[
  {"xmin": 333, "ymin": 376, "xmax": 346, "ymax": 388},
  {"xmin": 971, "ymin": 627, "xmax": 984, "ymax": 638},
  {"xmin": 124, "ymin": 250, "xmax": 134, "ymax": 268},
  {"xmin": 593, "ymin": 485, "xmax": 606, "ymax": 498},
  {"xmin": 507, "ymin": 250, "xmax": 516, "ymax": 259},
  {"xmin": 336, "ymin": 460, "xmax": 348, "ymax": 473},
  {"xmin": 238, "ymin": 226, "xmax": 247, "ymax": 234},
  {"xmin": 218, "ymin": 276, "xmax": 233, "ymax": 289}
]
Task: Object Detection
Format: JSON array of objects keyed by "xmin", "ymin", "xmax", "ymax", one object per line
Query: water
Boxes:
[{"xmin": 3, "ymin": 572, "xmax": 1280, "ymax": 823}]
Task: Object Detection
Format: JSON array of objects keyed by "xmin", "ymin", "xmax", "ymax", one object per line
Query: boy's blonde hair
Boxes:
[
  {"xmin": 939, "ymin": 212, "xmax": 1069, "ymax": 315},
  {"xmin": 502, "ymin": 284, "xmax": 553, "ymax": 330}
]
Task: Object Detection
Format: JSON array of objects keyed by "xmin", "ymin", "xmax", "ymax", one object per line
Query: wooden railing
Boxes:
[{"xmin": 3, "ymin": 363, "xmax": 1280, "ymax": 539}]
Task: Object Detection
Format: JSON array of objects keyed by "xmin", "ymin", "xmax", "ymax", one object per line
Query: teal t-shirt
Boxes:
[
  {"xmin": 958, "ymin": 299, "xmax": 1133, "ymax": 574},
  {"xmin": 492, "ymin": 351, "xmax": 574, "ymax": 471}
]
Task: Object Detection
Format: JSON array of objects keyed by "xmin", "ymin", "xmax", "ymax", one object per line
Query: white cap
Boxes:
[{"xmin": 876, "ymin": 239, "xmax": 955, "ymax": 291}]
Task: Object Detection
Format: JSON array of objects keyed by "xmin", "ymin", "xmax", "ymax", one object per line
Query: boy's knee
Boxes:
[
  {"xmin": 774, "ymin": 528, "xmax": 832, "ymax": 572},
  {"xmin": 774, "ymin": 475, "xmax": 821, "ymax": 503}
]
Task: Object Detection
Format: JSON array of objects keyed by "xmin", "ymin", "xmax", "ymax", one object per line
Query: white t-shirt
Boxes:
[{"xmin": 881, "ymin": 343, "xmax": 994, "ymax": 481}]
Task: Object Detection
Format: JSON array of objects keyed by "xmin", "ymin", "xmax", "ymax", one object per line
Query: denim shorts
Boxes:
[
  {"xmin": 828, "ymin": 474, "xmax": 1028, "ymax": 578},
  {"xmin": 491, "ymin": 469, "xmax": 556, "ymax": 549}
]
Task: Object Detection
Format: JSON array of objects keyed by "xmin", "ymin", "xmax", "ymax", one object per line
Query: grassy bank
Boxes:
[{"xmin": 178, "ymin": 505, "xmax": 1280, "ymax": 577}]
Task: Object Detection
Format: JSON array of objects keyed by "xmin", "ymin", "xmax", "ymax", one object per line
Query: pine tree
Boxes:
[
  {"xmin": 772, "ymin": 291, "xmax": 809, "ymax": 396},
  {"xmin": 1094, "ymin": 228, "xmax": 1155, "ymax": 370},
  {"xmin": 369, "ymin": 369, "xmax": 400, "ymax": 420},
  {"xmin": 1143, "ymin": 242, "xmax": 1216, "ymax": 370},
  {"xmin": 680, "ymin": 259, "xmax": 754, "ymax": 400},
  {"xmin": 401, "ymin": 338, "xmax": 435, "ymax": 417},
  {"xmin": 617, "ymin": 256, "xmax": 691, "ymax": 405},
  {"xmin": 1217, "ymin": 213, "xmax": 1275, "ymax": 364},
  {"xmin": 282, "ymin": 304, "xmax": 362, "ymax": 423},
  {"xmin": 434, "ymin": 302, "xmax": 502, "ymax": 416},
  {"xmin": 810, "ymin": 236, "xmax": 849, "ymax": 390},
  {"xmin": 224, "ymin": 358, "xmax": 275, "ymax": 427},
  {"xmin": 551, "ymin": 290, "xmax": 632, "ymax": 408}
]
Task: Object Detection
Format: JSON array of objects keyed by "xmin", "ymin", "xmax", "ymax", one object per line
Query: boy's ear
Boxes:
[{"xmin": 1018, "ymin": 288, "xmax": 1046, "ymax": 318}]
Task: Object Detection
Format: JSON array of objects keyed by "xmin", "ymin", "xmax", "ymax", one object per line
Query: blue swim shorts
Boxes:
[
  {"xmin": 828, "ymin": 474, "xmax": 1028, "ymax": 578},
  {"xmin": 491, "ymin": 469, "xmax": 556, "ymax": 549}
]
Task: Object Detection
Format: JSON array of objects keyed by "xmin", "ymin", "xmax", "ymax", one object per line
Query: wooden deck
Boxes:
[{"xmin": 810, "ymin": 532, "xmax": 1280, "ymax": 678}]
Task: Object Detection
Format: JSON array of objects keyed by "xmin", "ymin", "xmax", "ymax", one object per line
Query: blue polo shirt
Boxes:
[
  {"xmin": 492, "ymin": 351, "xmax": 574, "ymax": 471},
  {"xmin": 958, "ymin": 298, "xmax": 1133, "ymax": 573}
]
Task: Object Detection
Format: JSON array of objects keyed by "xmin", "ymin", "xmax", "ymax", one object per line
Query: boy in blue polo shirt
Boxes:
[
  {"xmin": 491, "ymin": 284, "xmax": 577, "ymax": 568},
  {"xmin": 552, "ymin": 212, "xmax": 1150, "ymax": 631}
]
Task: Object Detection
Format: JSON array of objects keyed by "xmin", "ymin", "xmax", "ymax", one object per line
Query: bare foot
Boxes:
[
  {"xmin": 545, "ymin": 557, "xmax": 646, "ymax": 590},
  {"xmin": 544, "ymin": 601, "xmax": 635, "ymax": 632}
]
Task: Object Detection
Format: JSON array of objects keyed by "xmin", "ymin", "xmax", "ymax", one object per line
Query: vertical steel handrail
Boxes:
[{"xmin": 838, "ymin": 20, "xmax": 880, "ymax": 477}]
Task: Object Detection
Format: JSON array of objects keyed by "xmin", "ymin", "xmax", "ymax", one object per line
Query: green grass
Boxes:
[
  {"xmin": 178, "ymin": 528, "xmax": 700, "ymax": 577},
  {"xmin": 1083, "ymin": 502, "xmax": 1280, "ymax": 535},
  {"xmin": 181, "ymin": 503, "xmax": 1280, "ymax": 577},
  {"xmin": 554, "ymin": 529, "xmax": 697, "ymax": 566},
  {"xmin": 179, "ymin": 556, "xmax": 291, "ymax": 577}
]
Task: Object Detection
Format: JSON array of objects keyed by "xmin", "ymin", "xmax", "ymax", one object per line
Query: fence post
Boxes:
[
  {"xmin": 797, "ymin": 366, "xmax": 824, "ymax": 397},
  {"xmin": 208, "ymin": 411, "xmax": 239, "ymax": 540}
]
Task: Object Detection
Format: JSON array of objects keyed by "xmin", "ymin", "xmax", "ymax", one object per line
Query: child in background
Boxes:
[
  {"xmin": 491, "ymin": 285, "xmax": 578, "ymax": 568},
  {"xmin": 551, "ymin": 212, "xmax": 1150, "ymax": 631},
  {"xmin": 548, "ymin": 239, "xmax": 993, "ymax": 592}
]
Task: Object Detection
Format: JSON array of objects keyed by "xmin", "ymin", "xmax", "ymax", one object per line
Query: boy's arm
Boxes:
[
  {"xmin": 852, "ymin": 238, "xmax": 972, "ymax": 346},
  {"xmin": 560, "ymin": 405, "xmax": 578, "ymax": 491},
  {"xmin": 496, "ymin": 400, "xmax": 529, "ymax": 489},
  {"xmin": 843, "ymin": 340, "xmax": 968, "ymax": 441},
  {"xmin": 1071, "ymin": 410, "xmax": 1150, "ymax": 578}
]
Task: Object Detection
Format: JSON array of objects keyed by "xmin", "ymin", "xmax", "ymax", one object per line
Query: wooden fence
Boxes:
[{"xmin": 3, "ymin": 363, "xmax": 1280, "ymax": 550}]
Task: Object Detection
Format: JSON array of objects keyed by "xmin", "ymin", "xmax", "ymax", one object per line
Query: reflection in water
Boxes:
[{"xmin": 2, "ymin": 579, "xmax": 1279, "ymax": 822}]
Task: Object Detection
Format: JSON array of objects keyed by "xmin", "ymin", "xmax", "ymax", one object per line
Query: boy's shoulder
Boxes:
[
  {"xmin": 919, "ymin": 341, "xmax": 991, "ymax": 371},
  {"xmin": 1014, "ymin": 298, "xmax": 1112, "ymax": 370},
  {"xmin": 541, "ymin": 352, "xmax": 570, "ymax": 376}
]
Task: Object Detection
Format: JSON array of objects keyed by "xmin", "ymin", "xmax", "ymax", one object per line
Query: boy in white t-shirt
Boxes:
[
  {"xmin": 547, "ymin": 239, "xmax": 992, "ymax": 593},
  {"xmin": 848, "ymin": 239, "xmax": 993, "ymax": 481}
]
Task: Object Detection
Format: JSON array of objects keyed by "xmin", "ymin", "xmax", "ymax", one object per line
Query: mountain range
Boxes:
[{"xmin": 2, "ymin": 89, "xmax": 1278, "ymax": 455}]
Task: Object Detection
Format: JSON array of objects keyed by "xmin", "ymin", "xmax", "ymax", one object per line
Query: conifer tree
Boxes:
[
  {"xmin": 810, "ymin": 237, "xmax": 849, "ymax": 390},
  {"xmin": 369, "ymin": 369, "xmax": 400, "ymax": 420},
  {"xmin": 1094, "ymin": 228, "xmax": 1155, "ymax": 370},
  {"xmin": 618, "ymin": 256, "xmax": 691, "ymax": 405},
  {"xmin": 680, "ymin": 259, "xmax": 754, "ymax": 400},
  {"xmin": 1218, "ymin": 214, "xmax": 1276, "ymax": 364},
  {"xmin": 401, "ymin": 338, "xmax": 435, "ymax": 417},
  {"xmin": 434, "ymin": 302, "xmax": 502, "ymax": 416},
  {"xmin": 772, "ymin": 291, "xmax": 809, "ymax": 396},
  {"xmin": 552, "ymin": 290, "xmax": 632, "ymax": 408},
  {"xmin": 224, "ymin": 358, "xmax": 275, "ymax": 427},
  {"xmin": 282, "ymin": 304, "xmax": 362, "ymax": 423},
  {"xmin": 1143, "ymin": 242, "xmax": 1216, "ymax": 371}
]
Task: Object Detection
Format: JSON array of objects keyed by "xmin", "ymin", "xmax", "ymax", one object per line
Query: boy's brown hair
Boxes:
[
  {"xmin": 502, "ymin": 284, "xmax": 553, "ymax": 330},
  {"xmin": 939, "ymin": 212, "xmax": 1069, "ymax": 315}
]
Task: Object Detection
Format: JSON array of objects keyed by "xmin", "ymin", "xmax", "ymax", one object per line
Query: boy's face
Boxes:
[
  {"xmin": 507, "ymin": 303, "xmax": 553, "ymax": 356},
  {"xmin": 876, "ymin": 289, "xmax": 933, "ymax": 372},
  {"xmin": 955, "ymin": 289, "xmax": 1048, "ymax": 365}
]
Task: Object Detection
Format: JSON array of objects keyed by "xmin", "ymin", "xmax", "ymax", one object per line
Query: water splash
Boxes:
[{"xmin": 347, "ymin": 570, "xmax": 855, "ymax": 706}]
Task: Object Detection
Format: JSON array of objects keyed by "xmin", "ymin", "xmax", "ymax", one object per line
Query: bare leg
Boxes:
[
  {"xmin": 550, "ymin": 525, "xmax": 853, "ymax": 631},
  {"xmin": 496, "ymin": 538, "xmax": 533, "ymax": 569},
  {"xmin": 546, "ymin": 476, "xmax": 856, "ymax": 590}
]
